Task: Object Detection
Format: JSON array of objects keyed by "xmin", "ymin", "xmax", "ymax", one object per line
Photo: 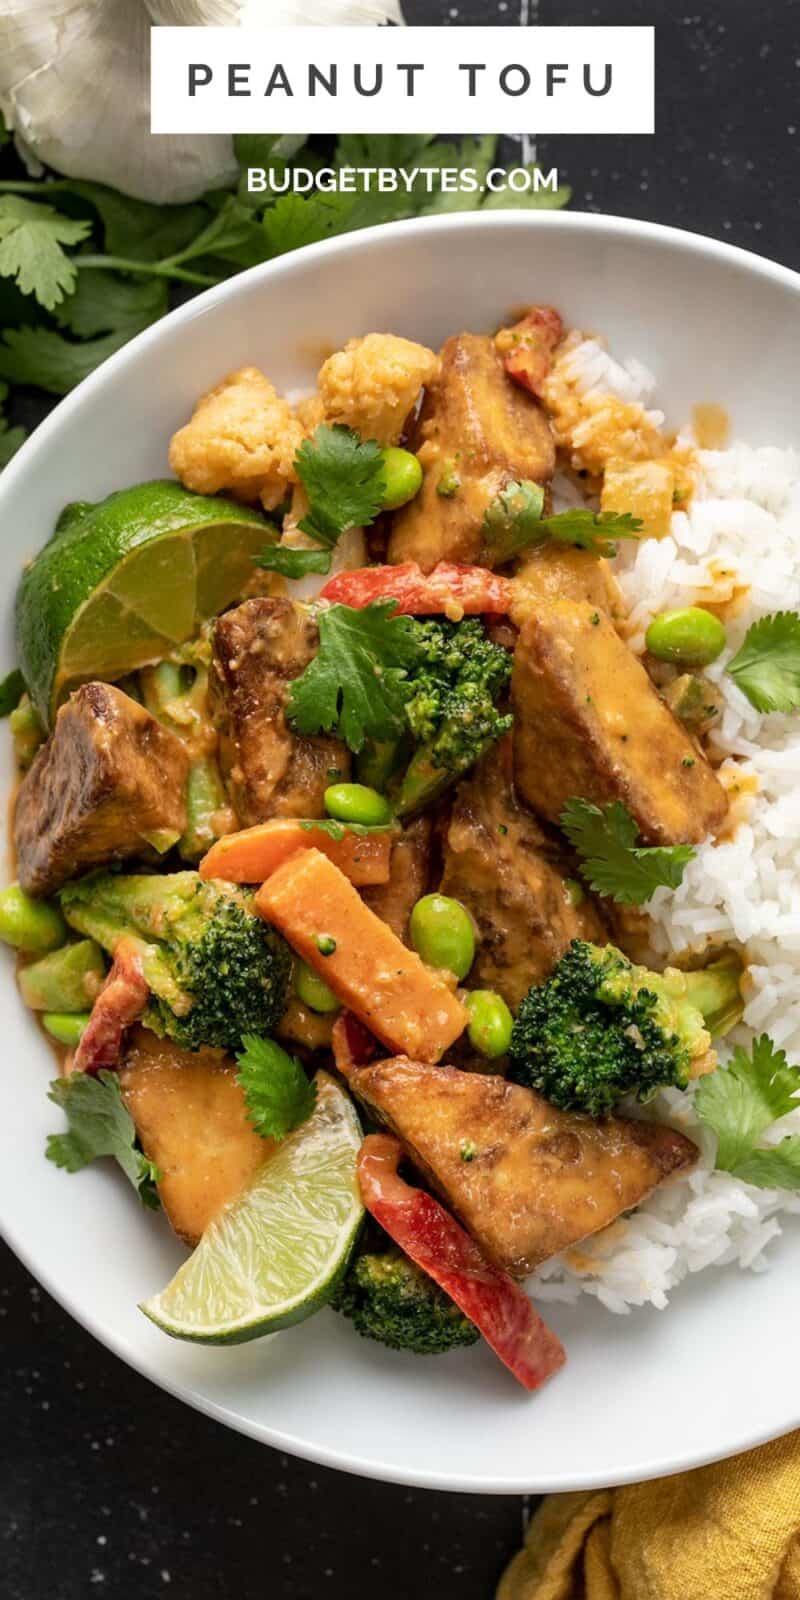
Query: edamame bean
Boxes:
[
  {"xmin": 42, "ymin": 1012, "xmax": 90, "ymax": 1047},
  {"xmin": 324, "ymin": 782, "xmax": 393, "ymax": 827},
  {"xmin": 294, "ymin": 960, "xmax": 340, "ymax": 1015},
  {"xmin": 465, "ymin": 990, "xmax": 513, "ymax": 1060},
  {"xmin": 381, "ymin": 447, "xmax": 423, "ymax": 510},
  {"xmin": 409, "ymin": 894, "xmax": 475, "ymax": 981},
  {"xmin": 0, "ymin": 885, "xmax": 67, "ymax": 953},
  {"xmin": 645, "ymin": 607, "xmax": 726, "ymax": 668}
]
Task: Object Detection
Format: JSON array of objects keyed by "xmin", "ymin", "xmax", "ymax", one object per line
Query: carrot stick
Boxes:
[
  {"xmin": 199, "ymin": 818, "xmax": 393, "ymax": 887},
  {"xmin": 256, "ymin": 849, "xmax": 467, "ymax": 1063}
]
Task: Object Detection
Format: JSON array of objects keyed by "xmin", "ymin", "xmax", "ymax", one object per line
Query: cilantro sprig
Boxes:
[
  {"xmin": 0, "ymin": 381, "xmax": 24, "ymax": 468},
  {"xmin": 696, "ymin": 1035, "xmax": 800, "ymax": 1191},
  {"xmin": 292, "ymin": 423, "xmax": 387, "ymax": 568},
  {"xmin": 236, "ymin": 1034, "xmax": 317, "ymax": 1142},
  {"xmin": 288, "ymin": 600, "xmax": 422, "ymax": 754},
  {"xmin": 46, "ymin": 1070, "xmax": 160, "ymax": 1208},
  {"xmin": 255, "ymin": 544, "xmax": 333, "ymax": 580},
  {"xmin": 561, "ymin": 797, "xmax": 696, "ymax": 906},
  {"xmin": 726, "ymin": 612, "xmax": 800, "ymax": 713},
  {"xmin": 540, "ymin": 508, "xmax": 643, "ymax": 557}
]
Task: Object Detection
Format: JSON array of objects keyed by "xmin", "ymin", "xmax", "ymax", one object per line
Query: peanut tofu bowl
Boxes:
[{"xmin": 2, "ymin": 212, "xmax": 800, "ymax": 1493}]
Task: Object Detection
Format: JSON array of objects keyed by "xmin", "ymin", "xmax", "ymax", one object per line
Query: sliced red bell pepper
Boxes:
[
  {"xmin": 332, "ymin": 1011, "xmax": 379, "ymax": 1075},
  {"xmin": 72, "ymin": 937, "xmax": 149, "ymax": 1076},
  {"xmin": 357, "ymin": 1134, "xmax": 566, "ymax": 1393},
  {"xmin": 320, "ymin": 561, "xmax": 515, "ymax": 616},
  {"xmin": 497, "ymin": 306, "xmax": 563, "ymax": 398}
]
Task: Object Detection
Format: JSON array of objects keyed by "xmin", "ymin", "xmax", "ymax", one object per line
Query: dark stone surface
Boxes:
[{"xmin": 2, "ymin": 3, "xmax": 798, "ymax": 1596}]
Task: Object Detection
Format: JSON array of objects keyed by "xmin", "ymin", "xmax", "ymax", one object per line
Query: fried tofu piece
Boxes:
[
  {"xmin": 168, "ymin": 366, "xmax": 305, "ymax": 512},
  {"xmin": 317, "ymin": 333, "xmax": 439, "ymax": 447},
  {"xmin": 15, "ymin": 683, "xmax": 190, "ymax": 897},
  {"xmin": 440, "ymin": 750, "xmax": 606, "ymax": 1009},
  {"xmin": 361, "ymin": 817, "xmax": 432, "ymax": 943},
  {"xmin": 389, "ymin": 333, "xmax": 556, "ymax": 571},
  {"xmin": 512, "ymin": 543, "xmax": 622, "ymax": 619},
  {"xmin": 256, "ymin": 848, "xmax": 467, "ymax": 1063},
  {"xmin": 210, "ymin": 597, "xmax": 349, "ymax": 825},
  {"xmin": 512, "ymin": 600, "xmax": 728, "ymax": 845},
  {"xmin": 119, "ymin": 1029, "xmax": 266, "ymax": 1246},
  {"xmin": 348, "ymin": 1056, "xmax": 697, "ymax": 1276}
]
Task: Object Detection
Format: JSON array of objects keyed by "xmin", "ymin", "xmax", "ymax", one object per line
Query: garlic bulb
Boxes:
[{"xmin": 0, "ymin": 0, "xmax": 404, "ymax": 206}]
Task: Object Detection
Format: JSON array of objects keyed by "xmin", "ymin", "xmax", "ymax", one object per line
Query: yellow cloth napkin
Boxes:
[{"xmin": 497, "ymin": 1432, "xmax": 800, "ymax": 1600}]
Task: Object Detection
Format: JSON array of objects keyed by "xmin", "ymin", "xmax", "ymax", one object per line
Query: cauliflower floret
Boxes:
[
  {"xmin": 295, "ymin": 392, "xmax": 326, "ymax": 433},
  {"xmin": 317, "ymin": 333, "xmax": 440, "ymax": 446},
  {"xmin": 169, "ymin": 366, "xmax": 305, "ymax": 511}
]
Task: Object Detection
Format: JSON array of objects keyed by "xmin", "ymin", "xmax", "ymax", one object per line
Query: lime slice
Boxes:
[
  {"xmin": 141, "ymin": 1072, "xmax": 364, "ymax": 1344},
  {"xmin": 16, "ymin": 480, "xmax": 268, "ymax": 726}
]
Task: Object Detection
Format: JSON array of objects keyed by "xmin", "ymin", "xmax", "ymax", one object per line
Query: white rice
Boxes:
[{"xmin": 530, "ymin": 339, "xmax": 800, "ymax": 1313}]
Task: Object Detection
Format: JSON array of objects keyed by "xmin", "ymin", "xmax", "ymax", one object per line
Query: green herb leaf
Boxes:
[
  {"xmin": 0, "ymin": 196, "xmax": 92, "ymax": 311},
  {"xmin": 255, "ymin": 543, "xmax": 332, "ymax": 579},
  {"xmin": 288, "ymin": 600, "xmax": 422, "ymax": 754},
  {"xmin": 732, "ymin": 1139, "xmax": 800, "ymax": 1191},
  {"xmin": 54, "ymin": 272, "xmax": 167, "ymax": 339},
  {"xmin": 695, "ymin": 1034, "xmax": 800, "ymax": 1174},
  {"xmin": 482, "ymin": 167, "xmax": 572, "ymax": 212},
  {"xmin": 0, "ymin": 667, "xmax": 24, "ymax": 716},
  {"xmin": 560, "ymin": 797, "xmax": 695, "ymax": 906},
  {"xmin": 62, "ymin": 180, "xmax": 208, "ymax": 263},
  {"xmin": 539, "ymin": 509, "xmax": 643, "ymax": 557},
  {"xmin": 236, "ymin": 1034, "xmax": 316, "ymax": 1141},
  {"xmin": 0, "ymin": 379, "xmax": 25, "ymax": 467},
  {"xmin": 726, "ymin": 612, "xmax": 800, "ymax": 713},
  {"xmin": 46, "ymin": 1071, "xmax": 160, "ymax": 1207},
  {"xmin": 0, "ymin": 325, "xmax": 130, "ymax": 396},
  {"xmin": 294, "ymin": 425, "xmax": 386, "ymax": 548},
  {"xmin": 695, "ymin": 1035, "xmax": 800, "ymax": 1193}
]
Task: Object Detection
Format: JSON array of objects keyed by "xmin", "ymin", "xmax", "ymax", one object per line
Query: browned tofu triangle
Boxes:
[
  {"xmin": 120, "ymin": 1028, "xmax": 266, "ymax": 1247},
  {"xmin": 348, "ymin": 1056, "xmax": 697, "ymax": 1277}
]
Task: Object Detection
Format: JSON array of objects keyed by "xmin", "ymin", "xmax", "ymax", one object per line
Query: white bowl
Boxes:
[{"xmin": 2, "ymin": 212, "xmax": 799, "ymax": 1494}]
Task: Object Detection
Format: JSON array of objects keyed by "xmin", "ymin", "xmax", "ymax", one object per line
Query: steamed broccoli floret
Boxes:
[
  {"xmin": 396, "ymin": 619, "xmax": 512, "ymax": 814},
  {"xmin": 508, "ymin": 940, "xmax": 744, "ymax": 1116},
  {"xmin": 332, "ymin": 1248, "xmax": 479, "ymax": 1355},
  {"xmin": 60, "ymin": 870, "xmax": 290, "ymax": 1052}
]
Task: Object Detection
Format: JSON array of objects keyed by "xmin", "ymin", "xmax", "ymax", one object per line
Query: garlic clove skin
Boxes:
[{"xmin": 0, "ymin": 0, "xmax": 404, "ymax": 207}]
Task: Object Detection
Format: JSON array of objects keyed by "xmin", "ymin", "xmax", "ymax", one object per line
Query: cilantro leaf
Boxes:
[
  {"xmin": 732, "ymin": 1139, "xmax": 800, "ymax": 1191},
  {"xmin": 255, "ymin": 543, "xmax": 332, "ymax": 579},
  {"xmin": 236, "ymin": 1034, "xmax": 316, "ymax": 1141},
  {"xmin": 695, "ymin": 1035, "xmax": 800, "ymax": 1173},
  {"xmin": 726, "ymin": 612, "xmax": 800, "ymax": 713},
  {"xmin": 482, "ymin": 166, "xmax": 572, "ymax": 212},
  {"xmin": 560, "ymin": 797, "xmax": 696, "ymax": 906},
  {"xmin": 46, "ymin": 1071, "xmax": 160, "ymax": 1208},
  {"xmin": 288, "ymin": 600, "xmax": 422, "ymax": 754},
  {"xmin": 696, "ymin": 1036, "xmax": 800, "ymax": 1192},
  {"xmin": 54, "ymin": 272, "xmax": 167, "ymax": 340},
  {"xmin": 0, "ymin": 325, "xmax": 130, "ymax": 396},
  {"xmin": 60, "ymin": 180, "xmax": 208, "ymax": 263},
  {"xmin": 0, "ymin": 668, "xmax": 24, "ymax": 716},
  {"xmin": 539, "ymin": 509, "xmax": 643, "ymax": 557},
  {"xmin": 294, "ymin": 426, "xmax": 386, "ymax": 548},
  {"xmin": 0, "ymin": 380, "xmax": 25, "ymax": 468},
  {"xmin": 0, "ymin": 196, "xmax": 92, "ymax": 311}
]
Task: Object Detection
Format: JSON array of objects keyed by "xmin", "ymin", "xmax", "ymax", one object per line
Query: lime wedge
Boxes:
[
  {"xmin": 16, "ymin": 480, "xmax": 268, "ymax": 727},
  {"xmin": 141, "ymin": 1073, "xmax": 364, "ymax": 1344}
]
